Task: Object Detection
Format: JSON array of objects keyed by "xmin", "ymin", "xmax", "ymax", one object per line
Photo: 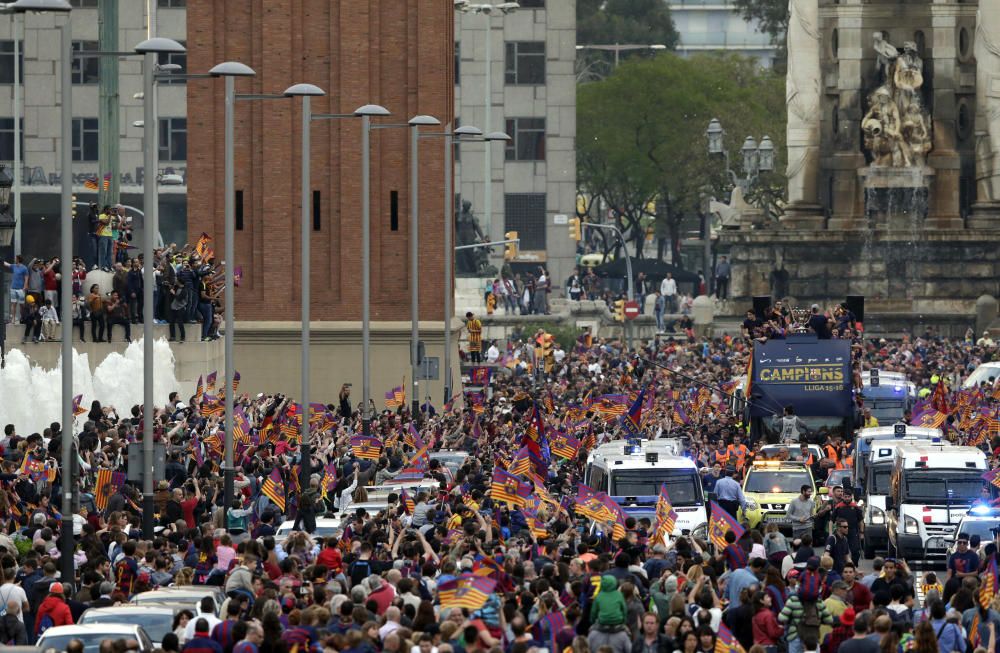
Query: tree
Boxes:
[
  {"xmin": 732, "ymin": 0, "xmax": 789, "ymax": 52},
  {"xmin": 577, "ymin": 53, "xmax": 786, "ymax": 266},
  {"xmin": 578, "ymin": 0, "xmax": 680, "ymax": 47}
]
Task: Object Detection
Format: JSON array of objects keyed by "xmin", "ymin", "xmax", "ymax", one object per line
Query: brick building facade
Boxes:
[{"xmin": 186, "ymin": 0, "xmax": 454, "ymax": 323}]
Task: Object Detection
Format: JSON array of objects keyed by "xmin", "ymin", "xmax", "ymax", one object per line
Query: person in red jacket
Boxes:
[
  {"xmin": 316, "ymin": 537, "xmax": 343, "ymax": 576},
  {"xmin": 35, "ymin": 582, "xmax": 73, "ymax": 636}
]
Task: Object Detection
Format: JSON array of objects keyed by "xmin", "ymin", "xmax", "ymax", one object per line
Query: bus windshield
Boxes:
[
  {"xmin": 902, "ymin": 471, "xmax": 985, "ymax": 503},
  {"xmin": 610, "ymin": 471, "xmax": 703, "ymax": 505},
  {"xmin": 868, "ymin": 464, "xmax": 892, "ymax": 495},
  {"xmin": 761, "ymin": 416, "xmax": 849, "ymax": 442}
]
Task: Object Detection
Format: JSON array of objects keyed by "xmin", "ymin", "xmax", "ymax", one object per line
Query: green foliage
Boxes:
[
  {"xmin": 577, "ymin": 0, "xmax": 679, "ymax": 49},
  {"xmin": 732, "ymin": 0, "xmax": 789, "ymax": 48},
  {"xmin": 577, "ymin": 53, "xmax": 786, "ymax": 261},
  {"xmin": 519, "ymin": 322, "xmax": 583, "ymax": 352}
]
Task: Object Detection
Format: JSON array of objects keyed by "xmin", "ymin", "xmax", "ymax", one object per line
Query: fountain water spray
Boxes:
[{"xmin": 0, "ymin": 338, "xmax": 180, "ymax": 435}]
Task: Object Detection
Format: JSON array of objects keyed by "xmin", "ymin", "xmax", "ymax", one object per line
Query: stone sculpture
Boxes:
[
  {"xmin": 862, "ymin": 34, "xmax": 932, "ymax": 168},
  {"xmin": 455, "ymin": 200, "xmax": 496, "ymax": 277}
]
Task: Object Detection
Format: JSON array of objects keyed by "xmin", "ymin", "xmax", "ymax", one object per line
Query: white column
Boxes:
[
  {"xmin": 785, "ymin": 0, "xmax": 822, "ymax": 208},
  {"xmin": 974, "ymin": 6, "xmax": 1000, "ymax": 208}
]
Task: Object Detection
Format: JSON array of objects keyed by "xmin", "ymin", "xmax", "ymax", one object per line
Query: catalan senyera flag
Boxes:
[
  {"xmin": 708, "ymin": 500, "xmax": 745, "ymax": 550},
  {"xmin": 437, "ymin": 574, "xmax": 497, "ymax": 611},
  {"xmin": 195, "ymin": 375, "xmax": 204, "ymax": 402},
  {"xmin": 205, "ymin": 371, "xmax": 218, "ymax": 392},
  {"xmin": 320, "ymin": 463, "xmax": 337, "ymax": 499},
  {"xmin": 715, "ymin": 622, "xmax": 745, "ymax": 653},
  {"xmin": 72, "ymin": 394, "xmax": 87, "ymax": 417},
  {"xmin": 980, "ymin": 557, "xmax": 999, "ymax": 609},
  {"xmin": 83, "ymin": 176, "xmax": 99, "ymax": 191},
  {"xmin": 490, "ymin": 468, "xmax": 530, "ymax": 508},
  {"xmin": 385, "ymin": 385, "xmax": 405, "ymax": 409},
  {"xmin": 620, "ymin": 387, "xmax": 645, "ymax": 436},
  {"xmin": 195, "ymin": 232, "xmax": 215, "ymax": 261},
  {"xmin": 262, "ymin": 469, "xmax": 285, "ymax": 512},
  {"xmin": 400, "ymin": 488, "xmax": 416, "ymax": 514},
  {"xmin": 653, "ymin": 483, "xmax": 679, "ymax": 543},
  {"xmin": 102, "ymin": 172, "xmax": 111, "ymax": 191},
  {"xmin": 94, "ymin": 469, "xmax": 126, "ymax": 512},
  {"xmin": 351, "ymin": 435, "xmax": 383, "ymax": 460}
]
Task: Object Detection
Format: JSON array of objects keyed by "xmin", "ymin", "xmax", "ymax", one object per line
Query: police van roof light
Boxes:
[{"xmin": 971, "ymin": 504, "xmax": 995, "ymax": 515}]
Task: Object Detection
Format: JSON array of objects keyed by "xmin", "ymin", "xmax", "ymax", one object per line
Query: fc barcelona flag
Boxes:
[
  {"xmin": 94, "ymin": 469, "xmax": 126, "ymax": 512},
  {"xmin": 575, "ymin": 483, "xmax": 616, "ymax": 523},
  {"xmin": 620, "ymin": 388, "xmax": 645, "ymax": 436},
  {"xmin": 262, "ymin": 469, "xmax": 285, "ymax": 512},
  {"xmin": 469, "ymin": 367, "xmax": 493, "ymax": 386},
  {"xmin": 983, "ymin": 469, "xmax": 1000, "ymax": 491},
  {"xmin": 551, "ymin": 432, "xmax": 581, "ymax": 460},
  {"xmin": 233, "ymin": 407, "xmax": 251, "ymax": 444},
  {"xmin": 438, "ymin": 574, "xmax": 497, "ymax": 610},
  {"xmin": 980, "ymin": 557, "xmax": 999, "ymax": 609},
  {"xmin": 351, "ymin": 435, "xmax": 383, "ymax": 460},
  {"xmin": 401, "ymin": 489, "xmax": 416, "ymax": 514},
  {"xmin": 708, "ymin": 500, "xmax": 745, "ymax": 550},
  {"xmin": 715, "ymin": 623, "xmax": 745, "ymax": 653},
  {"xmin": 653, "ymin": 483, "xmax": 679, "ymax": 543},
  {"xmin": 490, "ymin": 468, "xmax": 530, "ymax": 508},
  {"xmin": 72, "ymin": 394, "xmax": 87, "ymax": 417}
]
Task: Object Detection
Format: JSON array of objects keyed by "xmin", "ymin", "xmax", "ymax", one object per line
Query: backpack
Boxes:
[
  {"xmin": 36, "ymin": 613, "xmax": 55, "ymax": 636},
  {"xmin": 798, "ymin": 599, "xmax": 822, "ymax": 648}
]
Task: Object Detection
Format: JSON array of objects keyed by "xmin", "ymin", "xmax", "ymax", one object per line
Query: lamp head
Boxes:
[
  {"xmin": 454, "ymin": 125, "xmax": 483, "ymax": 137},
  {"xmin": 354, "ymin": 104, "xmax": 391, "ymax": 117},
  {"xmin": 134, "ymin": 37, "xmax": 187, "ymax": 54},
  {"xmin": 10, "ymin": 0, "xmax": 72, "ymax": 12},
  {"xmin": 283, "ymin": 83, "xmax": 326, "ymax": 97},
  {"xmin": 497, "ymin": 2, "xmax": 519, "ymax": 13},
  {"xmin": 705, "ymin": 118, "xmax": 724, "ymax": 155},
  {"xmin": 209, "ymin": 61, "xmax": 256, "ymax": 77},
  {"xmin": 484, "ymin": 131, "xmax": 512, "ymax": 141},
  {"xmin": 408, "ymin": 115, "xmax": 441, "ymax": 127}
]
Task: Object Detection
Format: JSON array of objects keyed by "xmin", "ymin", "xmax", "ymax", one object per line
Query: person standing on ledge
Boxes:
[
  {"xmin": 715, "ymin": 256, "xmax": 731, "ymax": 299},
  {"xmin": 465, "ymin": 311, "xmax": 483, "ymax": 363}
]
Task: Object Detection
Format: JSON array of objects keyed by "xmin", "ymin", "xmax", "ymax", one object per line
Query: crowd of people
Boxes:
[
  {"xmin": 0, "ymin": 304, "xmax": 997, "ymax": 653},
  {"xmin": 3, "ymin": 227, "xmax": 226, "ymax": 344}
]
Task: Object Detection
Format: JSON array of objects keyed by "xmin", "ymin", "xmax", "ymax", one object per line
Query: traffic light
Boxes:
[
  {"xmin": 613, "ymin": 299, "xmax": 625, "ymax": 322},
  {"xmin": 504, "ymin": 231, "xmax": 518, "ymax": 260},
  {"xmin": 568, "ymin": 217, "xmax": 581, "ymax": 241},
  {"xmin": 71, "ymin": 195, "xmax": 77, "ymax": 218}
]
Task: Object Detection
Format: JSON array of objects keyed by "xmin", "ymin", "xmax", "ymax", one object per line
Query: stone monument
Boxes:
[
  {"xmin": 719, "ymin": 0, "xmax": 1000, "ymax": 334},
  {"xmin": 455, "ymin": 199, "xmax": 497, "ymax": 277}
]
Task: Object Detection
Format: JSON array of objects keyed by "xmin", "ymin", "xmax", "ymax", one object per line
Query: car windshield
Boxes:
[
  {"xmin": 868, "ymin": 399, "xmax": 908, "ymax": 423},
  {"xmin": 959, "ymin": 520, "xmax": 1000, "ymax": 542},
  {"xmin": 762, "ymin": 447, "xmax": 818, "ymax": 461},
  {"xmin": 81, "ymin": 613, "xmax": 171, "ymax": 642},
  {"xmin": 610, "ymin": 471, "xmax": 702, "ymax": 505},
  {"xmin": 41, "ymin": 633, "xmax": 138, "ymax": 653},
  {"xmin": 869, "ymin": 465, "xmax": 892, "ymax": 495},
  {"xmin": 903, "ymin": 472, "xmax": 985, "ymax": 502},
  {"xmin": 745, "ymin": 470, "xmax": 812, "ymax": 494}
]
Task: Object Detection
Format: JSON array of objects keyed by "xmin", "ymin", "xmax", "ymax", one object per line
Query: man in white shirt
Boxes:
[
  {"xmin": 183, "ymin": 596, "xmax": 222, "ymax": 640},
  {"xmin": 0, "ymin": 570, "xmax": 29, "ymax": 624},
  {"xmin": 660, "ymin": 273, "xmax": 677, "ymax": 313},
  {"xmin": 485, "ymin": 342, "xmax": 500, "ymax": 363}
]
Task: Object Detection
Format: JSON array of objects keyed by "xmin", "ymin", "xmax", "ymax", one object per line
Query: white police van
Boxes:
[
  {"xmin": 853, "ymin": 423, "xmax": 943, "ymax": 500},
  {"xmin": 859, "ymin": 433, "xmax": 947, "ymax": 557},
  {"xmin": 886, "ymin": 444, "xmax": 988, "ymax": 560},
  {"xmin": 585, "ymin": 438, "xmax": 707, "ymax": 542}
]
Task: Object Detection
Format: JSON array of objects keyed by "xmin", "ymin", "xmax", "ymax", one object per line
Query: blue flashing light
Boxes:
[
  {"xmin": 970, "ymin": 504, "xmax": 994, "ymax": 515},
  {"xmin": 931, "ymin": 437, "xmax": 942, "ymax": 443},
  {"xmin": 893, "ymin": 385, "xmax": 903, "ymax": 393}
]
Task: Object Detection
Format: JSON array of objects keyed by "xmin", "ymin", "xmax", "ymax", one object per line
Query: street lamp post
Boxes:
[
  {"xmin": 0, "ymin": 166, "xmax": 14, "ymax": 368},
  {"xmin": 134, "ymin": 36, "xmax": 185, "ymax": 542},
  {"xmin": 282, "ymin": 83, "xmax": 326, "ymax": 490},
  {"xmin": 704, "ymin": 118, "xmax": 775, "ymax": 194},
  {"xmin": 207, "ymin": 60, "xmax": 256, "ymax": 512},
  {"xmin": 575, "ymin": 43, "xmax": 667, "ymax": 68},
  {"xmin": 11, "ymin": 0, "xmax": 73, "ymax": 585}
]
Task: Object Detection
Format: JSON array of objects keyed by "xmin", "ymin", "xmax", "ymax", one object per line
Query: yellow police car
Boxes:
[{"xmin": 739, "ymin": 460, "xmax": 818, "ymax": 530}]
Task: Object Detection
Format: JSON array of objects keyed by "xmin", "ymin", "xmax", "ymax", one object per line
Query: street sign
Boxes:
[
  {"xmin": 417, "ymin": 357, "xmax": 440, "ymax": 380},
  {"xmin": 624, "ymin": 300, "xmax": 640, "ymax": 321},
  {"xmin": 553, "ymin": 214, "xmax": 568, "ymax": 225}
]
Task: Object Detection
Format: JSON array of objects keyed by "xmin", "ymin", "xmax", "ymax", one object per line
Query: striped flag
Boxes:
[
  {"xmin": 195, "ymin": 375, "xmax": 204, "ymax": 402},
  {"xmin": 94, "ymin": 469, "xmax": 126, "ymax": 512},
  {"xmin": 351, "ymin": 435, "xmax": 383, "ymax": 460},
  {"xmin": 262, "ymin": 469, "xmax": 285, "ymax": 512},
  {"xmin": 205, "ymin": 371, "xmax": 217, "ymax": 391},
  {"xmin": 233, "ymin": 407, "xmax": 251, "ymax": 444},
  {"xmin": 708, "ymin": 500, "xmax": 745, "ymax": 550},
  {"xmin": 438, "ymin": 574, "xmax": 497, "ymax": 611},
  {"xmin": 620, "ymin": 388, "xmax": 645, "ymax": 436},
  {"xmin": 575, "ymin": 483, "xmax": 617, "ymax": 523},
  {"xmin": 72, "ymin": 394, "xmax": 87, "ymax": 417},
  {"xmin": 533, "ymin": 611, "xmax": 567, "ymax": 653},
  {"xmin": 19, "ymin": 454, "xmax": 46, "ymax": 482},
  {"xmin": 980, "ymin": 557, "xmax": 999, "ymax": 609},
  {"xmin": 490, "ymin": 468, "xmax": 530, "ymax": 508},
  {"xmin": 715, "ymin": 622, "xmax": 745, "ymax": 653},
  {"xmin": 320, "ymin": 463, "xmax": 337, "ymax": 499},
  {"xmin": 83, "ymin": 176, "xmax": 99, "ymax": 190},
  {"xmin": 983, "ymin": 469, "xmax": 1000, "ymax": 491},
  {"xmin": 195, "ymin": 232, "xmax": 215, "ymax": 260},
  {"xmin": 401, "ymin": 489, "xmax": 416, "ymax": 514},
  {"xmin": 550, "ymin": 432, "xmax": 580, "ymax": 460},
  {"xmin": 653, "ymin": 483, "xmax": 679, "ymax": 543}
]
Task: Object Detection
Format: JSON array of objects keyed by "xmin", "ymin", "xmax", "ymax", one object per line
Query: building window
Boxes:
[
  {"xmin": 0, "ymin": 41, "xmax": 23, "ymax": 85},
  {"xmin": 72, "ymin": 118, "xmax": 98, "ymax": 162},
  {"xmin": 518, "ymin": 0, "xmax": 544, "ymax": 6},
  {"xmin": 159, "ymin": 118, "xmax": 187, "ymax": 161},
  {"xmin": 72, "ymin": 41, "xmax": 100, "ymax": 85},
  {"xmin": 504, "ymin": 117, "xmax": 546, "ymax": 161},
  {"xmin": 157, "ymin": 42, "xmax": 187, "ymax": 85},
  {"xmin": 157, "ymin": 0, "xmax": 185, "ymax": 7},
  {"xmin": 455, "ymin": 42, "xmax": 460, "ymax": 86},
  {"xmin": 505, "ymin": 41, "xmax": 545, "ymax": 85},
  {"xmin": 504, "ymin": 193, "xmax": 546, "ymax": 251},
  {"xmin": 69, "ymin": 0, "xmax": 98, "ymax": 6},
  {"xmin": 0, "ymin": 118, "xmax": 23, "ymax": 161}
]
